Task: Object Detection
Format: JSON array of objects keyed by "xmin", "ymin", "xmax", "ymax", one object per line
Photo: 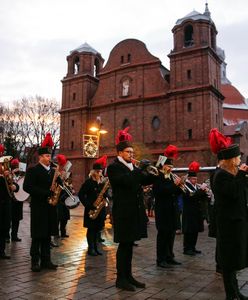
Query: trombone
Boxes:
[{"xmin": 132, "ymin": 159, "xmax": 159, "ymax": 176}]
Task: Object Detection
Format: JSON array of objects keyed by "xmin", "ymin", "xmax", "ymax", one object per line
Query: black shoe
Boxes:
[
  {"xmin": 193, "ymin": 249, "xmax": 202, "ymax": 254},
  {"xmin": 133, "ymin": 242, "xmax": 138, "ymax": 247},
  {"xmin": 183, "ymin": 250, "xmax": 196, "ymax": 256},
  {"xmin": 166, "ymin": 259, "xmax": 182, "ymax": 265},
  {"xmin": 157, "ymin": 261, "xmax": 170, "ymax": 268},
  {"xmin": 95, "ymin": 249, "xmax": 103, "ymax": 255},
  {"xmin": 116, "ymin": 279, "xmax": 136, "ymax": 291},
  {"xmin": 31, "ymin": 263, "xmax": 41, "ymax": 272},
  {"xmin": 87, "ymin": 249, "xmax": 98, "ymax": 256},
  {"xmin": 50, "ymin": 241, "xmax": 59, "ymax": 247},
  {"xmin": 128, "ymin": 276, "xmax": 146, "ymax": 288},
  {"xmin": 0, "ymin": 253, "xmax": 11, "ymax": 259},
  {"xmin": 61, "ymin": 234, "xmax": 69, "ymax": 238},
  {"xmin": 41, "ymin": 261, "xmax": 58, "ymax": 270},
  {"xmin": 11, "ymin": 237, "xmax": 22, "ymax": 242}
]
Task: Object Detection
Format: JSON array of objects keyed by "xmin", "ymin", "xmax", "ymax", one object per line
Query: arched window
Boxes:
[
  {"xmin": 94, "ymin": 58, "xmax": 100, "ymax": 77},
  {"xmin": 184, "ymin": 25, "xmax": 194, "ymax": 47},
  {"xmin": 152, "ymin": 116, "xmax": 160, "ymax": 130},
  {"xmin": 74, "ymin": 56, "xmax": 80, "ymax": 74},
  {"xmin": 122, "ymin": 119, "xmax": 130, "ymax": 129},
  {"xmin": 122, "ymin": 79, "xmax": 130, "ymax": 96}
]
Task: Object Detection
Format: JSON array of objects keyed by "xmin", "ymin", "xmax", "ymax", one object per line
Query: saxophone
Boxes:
[
  {"xmin": 48, "ymin": 164, "xmax": 62, "ymax": 206},
  {"xmin": 1, "ymin": 156, "xmax": 15, "ymax": 198},
  {"xmin": 89, "ymin": 178, "xmax": 110, "ymax": 220}
]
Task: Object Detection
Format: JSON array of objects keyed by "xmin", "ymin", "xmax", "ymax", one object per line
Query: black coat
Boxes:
[
  {"xmin": 0, "ymin": 177, "xmax": 12, "ymax": 235},
  {"xmin": 182, "ymin": 181, "xmax": 208, "ymax": 234},
  {"xmin": 107, "ymin": 158, "xmax": 154, "ymax": 243},
  {"xmin": 57, "ymin": 191, "xmax": 70, "ymax": 221},
  {"xmin": 78, "ymin": 178, "xmax": 106, "ymax": 230},
  {"xmin": 153, "ymin": 173, "xmax": 181, "ymax": 232},
  {"xmin": 23, "ymin": 163, "xmax": 58, "ymax": 238},
  {"xmin": 213, "ymin": 168, "xmax": 248, "ymax": 271}
]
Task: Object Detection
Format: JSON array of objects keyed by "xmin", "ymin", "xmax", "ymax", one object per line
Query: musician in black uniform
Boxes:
[
  {"xmin": 78, "ymin": 159, "xmax": 107, "ymax": 256},
  {"xmin": 153, "ymin": 145, "xmax": 182, "ymax": 268},
  {"xmin": 210, "ymin": 128, "xmax": 248, "ymax": 300},
  {"xmin": 107, "ymin": 127, "xmax": 156, "ymax": 291},
  {"xmin": 0, "ymin": 150, "xmax": 19, "ymax": 259},
  {"xmin": 23, "ymin": 134, "xmax": 58, "ymax": 272},
  {"xmin": 9, "ymin": 158, "xmax": 23, "ymax": 242},
  {"xmin": 182, "ymin": 161, "xmax": 208, "ymax": 256}
]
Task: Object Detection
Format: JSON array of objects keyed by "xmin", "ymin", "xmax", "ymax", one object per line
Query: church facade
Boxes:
[{"xmin": 59, "ymin": 4, "xmax": 247, "ymax": 190}]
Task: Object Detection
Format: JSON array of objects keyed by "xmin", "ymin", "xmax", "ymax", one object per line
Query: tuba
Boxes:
[
  {"xmin": 89, "ymin": 178, "xmax": 110, "ymax": 220},
  {"xmin": 0, "ymin": 156, "xmax": 14, "ymax": 197}
]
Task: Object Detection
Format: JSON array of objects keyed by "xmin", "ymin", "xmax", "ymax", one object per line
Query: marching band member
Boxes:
[
  {"xmin": 0, "ymin": 145, "xmax": 19, "ymax": 259},
  {"xmin": 209, "ymin": 128, "xmax": 248, "ymax": 300},
  {"xmin": 78, "ymin": 155, "xmax": 108, "ymax": 256},
  {"xmin": 182, "ymin": 161, "xmax": 209, "ymax": 256},
  {"xmin": 23, "ymin": 133, "xmax": 58, "ymax": 272},
  {"xmin": 9, "ymin": 158, "xmax": 23, "ymax": 242},
  {"xmin": 107, "ymin": 127, "xmax": 156, "ymax": 292},
  {"xmin": 153, "ymin": 145, "xmax": 182, "ymax": 268}
]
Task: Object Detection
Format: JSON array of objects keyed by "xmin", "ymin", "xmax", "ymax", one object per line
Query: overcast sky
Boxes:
[{"xmin": 0, "ymin": 0, "xmax": 247, "ymax": 105}]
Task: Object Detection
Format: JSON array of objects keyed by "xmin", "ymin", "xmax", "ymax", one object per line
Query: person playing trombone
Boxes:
[{"xmin": 153, "ymin": 145, "xmax": 183, "ymax": 268}]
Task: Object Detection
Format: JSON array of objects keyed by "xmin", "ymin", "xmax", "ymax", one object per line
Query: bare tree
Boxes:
[{"xmin": 0, "ymin": 96, "xmax": 60, "ymax": 159}]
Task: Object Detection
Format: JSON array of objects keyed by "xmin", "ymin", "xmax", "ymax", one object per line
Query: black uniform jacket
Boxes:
[
  {"xmin": 182, "ymin": 181, "xmax": 208, "ymax": 234},
  {"xmin": 153, "ymin": 172, "xmax": 182, "ymax": 232},
  {"xmin": 213, "ymin": 168, "xmax": 248, "ymax": 271},
  {"xmin": 23, "ymin": 163, "xmax": 57, "ymax": 238},
  {"xmin": 0, "ymin": 177, "xmax": 19, "ymax": 234},
  {"xmin": 107, "ymin": 158, "xmax": 154, "ymax": 243},
  {"xmin": 78, "ymin": 177, "xmax": 106, "ymax": 230}
]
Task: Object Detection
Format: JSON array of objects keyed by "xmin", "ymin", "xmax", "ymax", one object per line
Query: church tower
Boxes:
[
  {"xmin": 168, "ymin": 3, "xmax": 224, "ymax": 162},
  {"xmin": 60, "ymin": 43, "xmax": 104, "ymax": 186}
]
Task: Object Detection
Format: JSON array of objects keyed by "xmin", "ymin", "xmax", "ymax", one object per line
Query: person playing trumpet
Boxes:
[{"xmin": 153, "ymin": 145, "xmax": 183, "ymax": 268}]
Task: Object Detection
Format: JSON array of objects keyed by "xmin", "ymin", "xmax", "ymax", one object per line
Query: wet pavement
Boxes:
[{"xmin": 1, "ymin": 202, "xmax": 248, "ymax": 300}]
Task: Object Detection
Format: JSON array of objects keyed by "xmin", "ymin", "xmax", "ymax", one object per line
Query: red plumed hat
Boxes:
[
  {"xmin": 0, "ymin": 144, "xmax": 4, "ymax": 156},
  {"xmin": 164, "ymin": 144, "xmax": 178, "ymax": 159},
  {"xmin": 188, "ymin": 161, "xmax": 200, "ymax": 177},
  {"xmin": 11, "ymin": 158, "xmax": 20, "ymax": 167},
  {"xmin": 209, "ymin": 128, "xmax": 240, "ymax": 160},
  {"xmin": 115, "ymin": 127, "xmax": 133, "ymax": 151},
  {"xmin": 94, "ymin": 155, "xmax": 108, "ymax": 169},
  {"xmin": 41, "ymin": 133, "xmax": 54, "ymax": 148},
  {"xmin": 56, "ymin": 154, "xmax": 67, "ymax": 167},
  {"xmin": 38, "ymin": 133, "xmax": 54, "ymax": 155}
]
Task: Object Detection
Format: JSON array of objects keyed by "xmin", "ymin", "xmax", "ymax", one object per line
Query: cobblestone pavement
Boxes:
[{"xmin": 1, "ymin": 202, "xmax": 248, "ymax": 300}]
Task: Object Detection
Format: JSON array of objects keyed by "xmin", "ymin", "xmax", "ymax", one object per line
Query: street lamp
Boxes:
[{"xmin": 82, "ymin": 116, "xmax": 107, "ymax": 158}]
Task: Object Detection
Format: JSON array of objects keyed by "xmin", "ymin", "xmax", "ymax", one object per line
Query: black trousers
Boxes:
[
  {"xmin": 116, "ymin": 242, "xmax": 133, "ymax": 280},
  {"xmin": 0, "ymin": 235, "xmax": 6, "ymax": 255},
  {"xmin": 30, "ymin": 237, "xmax": 51, "ymax": 264},
  {"xmin": 11, "ymin": 219, "xmax": 20, "ymax": 239},
  {"xmin": 156, "ymin": 229, "xmax": 175, "ymax": 263},
  {"xmin": 183, "ymin": 232, "xmax": 198, "ymax": 251},
  {"xmin": 59, "ymin": 219, "xmax": 68, "ymax": 236},
  {"xmin": 222, "ymin": 269, "xmax": 239, "ymax": 299},
  {"xmin": 86, "ymin": 228, "xmax": 99, "ymax": 251}
]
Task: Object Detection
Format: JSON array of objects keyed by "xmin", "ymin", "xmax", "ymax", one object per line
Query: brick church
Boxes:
[{"xmin": 59, "ymin": 3, "xmax": 248, "ymax": 190}]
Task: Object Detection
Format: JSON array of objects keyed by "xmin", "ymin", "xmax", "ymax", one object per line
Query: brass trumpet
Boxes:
[
  {"xmin": 132, "ymin": 159, "xmax": 159, "ymax": 176},
  {"xmin": 170, "ymin": 172, "xmax": 191, "ymax": 193}
]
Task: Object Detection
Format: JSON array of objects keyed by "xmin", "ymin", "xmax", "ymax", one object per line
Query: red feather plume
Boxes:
[
  {"xmin": 11, "ymin": 158, "xmax": 20, "ymax": 167},
  {"xmin": 95, "ymin": 155, "xmax": 108, "ymax": 168},
  {"xmin": 188, "ymin": 161, "xmax": 200, "ymax": 173},
  {"xmin": 56, "ymin": 154, "xmax": 67, "ymax": 167},
  {"xmin": 164, "ymin": 144, "xmax": 178, "ymax": 159},
  {"xmin": 115, "ymin": 127, "xmax": 132, "ymax": 145},
  {"xmin": 41, "ymin": 133, "xmax": 54, "ymax": 148},
  {"xmin": 209, "ymin": 128, "xmax": 232, "ymax": 154},
  {"xmin": 0, "ymin": 144, "xmax": 4, "ymax": 155}
]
